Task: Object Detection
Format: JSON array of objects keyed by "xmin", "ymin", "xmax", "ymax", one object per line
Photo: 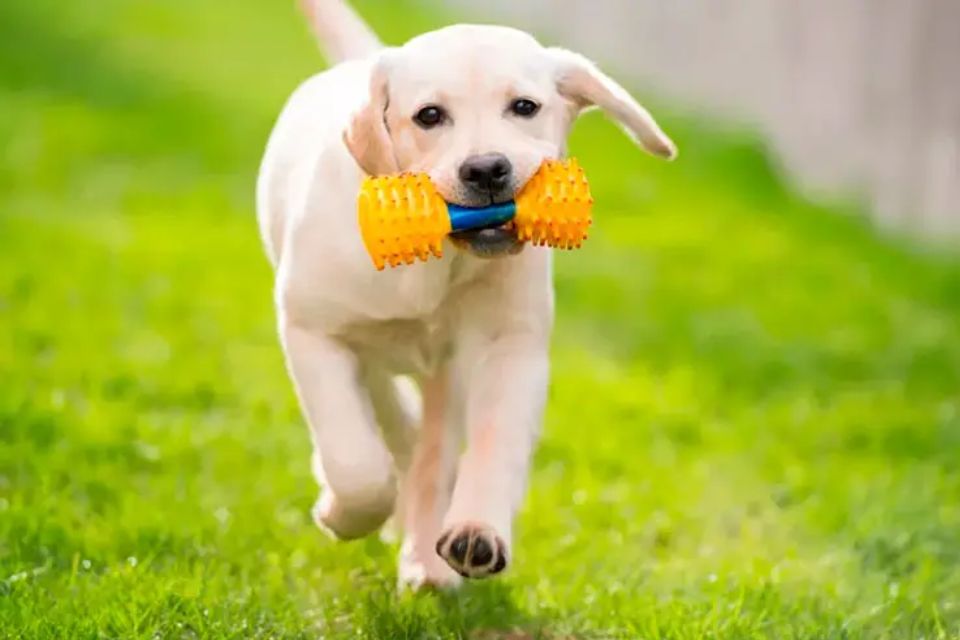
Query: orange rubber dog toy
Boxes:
[{"xmin": 357, "ymin": 159, "xmax": 593, "ymax": 270}]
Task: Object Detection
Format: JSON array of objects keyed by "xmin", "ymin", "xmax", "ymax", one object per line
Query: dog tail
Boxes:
[{"xmin": 299, "ymin": 0, "xmax": 383, "ymax": 64}]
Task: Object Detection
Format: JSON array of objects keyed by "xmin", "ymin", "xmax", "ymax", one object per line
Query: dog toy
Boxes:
[{"xmin": 357, "ymin": 159, "xmax": 593, "ymax": 270}]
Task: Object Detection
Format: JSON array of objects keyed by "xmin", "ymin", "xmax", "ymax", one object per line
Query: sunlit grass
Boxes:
[{"xmin": 2, "ymin": 0, "xmax": 959, "ymax": 637}]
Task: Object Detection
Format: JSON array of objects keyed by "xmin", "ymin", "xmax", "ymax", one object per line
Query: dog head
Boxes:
[{"xmin": 345, "ymin": 25, "xmax": 676, "ymax": 258}]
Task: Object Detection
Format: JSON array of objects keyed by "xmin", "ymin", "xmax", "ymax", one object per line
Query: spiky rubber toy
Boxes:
[{"xmin": 357, "ymin": 158, "xmax": 593, "ymax": 270}]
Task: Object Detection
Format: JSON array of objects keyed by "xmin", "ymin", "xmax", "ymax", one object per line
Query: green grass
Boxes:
[{"xmin": 2, "ymin": 0, "xmax": 960, "ymax": 637}]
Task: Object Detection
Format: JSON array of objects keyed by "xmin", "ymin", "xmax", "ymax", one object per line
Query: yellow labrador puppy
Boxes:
[{"xmin": 257, "ymin": 0, "xmax": 675, "ymax": 590}]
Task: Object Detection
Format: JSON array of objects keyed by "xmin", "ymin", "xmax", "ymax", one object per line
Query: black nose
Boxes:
[{"xmin": 458, "ymin": 153, "xmax": 512, "ymax": 194}]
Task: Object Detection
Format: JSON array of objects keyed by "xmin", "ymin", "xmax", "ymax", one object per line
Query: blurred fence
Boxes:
[{"xmin": 446, "ymin": 0, "xmax": 960, "ymax": 238}]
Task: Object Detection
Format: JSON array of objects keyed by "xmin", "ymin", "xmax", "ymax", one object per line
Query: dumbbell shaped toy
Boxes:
[{"xmin": 357, "ymin": 158, "xmax": 593, "ymax": 270}]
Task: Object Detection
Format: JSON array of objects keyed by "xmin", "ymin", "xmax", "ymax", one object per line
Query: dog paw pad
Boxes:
[{"xmin": 435, "ymin": 522, "xmax": 508, "ymax": 579}]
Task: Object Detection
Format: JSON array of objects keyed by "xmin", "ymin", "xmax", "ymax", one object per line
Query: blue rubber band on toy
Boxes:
[{"xmin": 447, "ymin": 201, "xmax": 517, "ymax": 232}]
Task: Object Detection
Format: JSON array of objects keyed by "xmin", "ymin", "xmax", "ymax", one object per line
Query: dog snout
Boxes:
[{"xmin": 458, "ymin": 153, "xmax": 512, "ymax": 196}]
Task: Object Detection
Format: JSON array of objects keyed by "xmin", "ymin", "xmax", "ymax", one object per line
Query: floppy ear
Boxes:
[
  {"xmin": 550, "ymin": 48, "xmax": 677, "ymax": 160},
  {"xmin": 344, "ymin": 56, "xmax": 399, "ymax": 175}
]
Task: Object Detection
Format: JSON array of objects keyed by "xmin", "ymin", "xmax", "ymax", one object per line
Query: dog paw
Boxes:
[
  {"xmin": 435, "ymin": 522, "xmax": 508, "ymax": 579},
  {"xmin": 312, "ymin": 491, "xmax": 393, "ymax": 541},
  {"xmin": 397, "ymin": 553, "xmax": 463, "ymax": 592}
]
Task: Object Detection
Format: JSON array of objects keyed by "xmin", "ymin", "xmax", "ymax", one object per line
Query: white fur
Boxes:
[{"xmin": 257, "ymin": 0, "xmax": 674, "ymax": 589}]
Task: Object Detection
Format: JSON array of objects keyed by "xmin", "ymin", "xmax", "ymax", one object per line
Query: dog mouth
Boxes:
[
  {"xmin": 449, "ymin": 224, "xmax": 523, "ymax": 258},
  {"xmin": 447, "ymin": 193, "xmax": 524, "ymax": 258}
]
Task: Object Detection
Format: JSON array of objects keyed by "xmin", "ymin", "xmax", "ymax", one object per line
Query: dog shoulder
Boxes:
[{"xmin": 257, "ymin": 58, "xmax": 376, "ymax": 269}]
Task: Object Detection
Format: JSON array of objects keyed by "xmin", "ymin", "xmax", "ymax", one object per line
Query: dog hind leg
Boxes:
[{"xmin": 396, "ymin": 370, "xmax": 463, "ymax": 590}]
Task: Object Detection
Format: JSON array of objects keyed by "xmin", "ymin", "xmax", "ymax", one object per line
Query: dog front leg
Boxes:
[
  {"xmin": 281, "ymin": 321, "xmax": 397, "ymax": 540},
  {"xmin": 436, "ymin": 332, "xmax": 549, "ymax": 578}
]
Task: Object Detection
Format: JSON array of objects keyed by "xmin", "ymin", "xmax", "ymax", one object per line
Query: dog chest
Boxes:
[{"xmin": 340, "ymin": 316, "xmax": 453, "ymax": 375}]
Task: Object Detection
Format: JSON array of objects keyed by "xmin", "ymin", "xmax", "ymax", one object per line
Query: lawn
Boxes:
[{"xmin": 2, "ymin": 0, "xmax": 959, "ymax": 638}]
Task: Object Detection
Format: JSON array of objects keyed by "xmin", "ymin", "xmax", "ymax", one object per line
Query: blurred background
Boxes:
[
  {"xmin": 1, "ymin": 0, "xmax": 959, "ymax": 637},
  {"xmin": 458, "ymin": 0, "xmax": 960, "ymax": 238}
]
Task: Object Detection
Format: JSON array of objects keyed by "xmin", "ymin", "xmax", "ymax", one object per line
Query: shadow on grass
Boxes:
[{"xmin": 357, "ymin": 579, "xmax": 549, "ymax": 639}]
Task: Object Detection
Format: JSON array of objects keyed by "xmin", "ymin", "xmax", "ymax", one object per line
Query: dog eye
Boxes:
[
  {"xmin": 413, "ymin": 105, "xmax": 447, "ymax": 129},
  {"xmin": 509, "ymin": 98, "xmax": 540, "ymax": 118}
]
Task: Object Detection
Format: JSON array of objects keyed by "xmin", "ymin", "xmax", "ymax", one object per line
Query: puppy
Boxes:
[{"xmin": 256, "ymin": 0, "xmax": 675, "ymax": 590}]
